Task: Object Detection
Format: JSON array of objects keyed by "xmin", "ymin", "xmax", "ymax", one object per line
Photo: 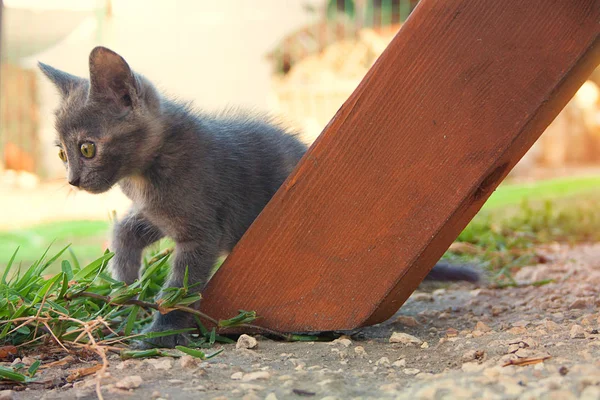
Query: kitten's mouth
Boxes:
[{"xmin": 79, "ymin": 174, "xmax": 118, "ymax": 194}]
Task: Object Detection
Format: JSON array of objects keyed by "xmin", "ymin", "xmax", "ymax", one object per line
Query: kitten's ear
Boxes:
[
  {"xmin": 88, "ymin": 46, "xmax": 138, "ymax": 112},
  {"xmin": 38, "ymin": 62, "xmax": 84, "ymax": 98}
]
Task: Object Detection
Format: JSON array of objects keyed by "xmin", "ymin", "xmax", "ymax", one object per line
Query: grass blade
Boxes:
[{"xmin": 1, "ymin": 246, "xmax": 19, "ymax": 284}]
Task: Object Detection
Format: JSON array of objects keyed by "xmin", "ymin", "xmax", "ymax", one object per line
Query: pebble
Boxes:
[
  {"xmin": 395, "ymin": 315, "xmax": 419, "ymax": 327},
  {"xmin": 389, "ymin": 332, "xmax": 422, "ymax": 345},
  {"xmin": 329, "ymin": 337, "xmax": 352, "ymax": 347},
  {"xmin": 570, "ymin": 324, "xmax": 586, "ymax": 339},
  {"xmin": 462, "ymin": 350, "xmax": 485, "ymax": 362},
  {"xmin": 265, "ymin": 394, "xmax": 278, "ymax": 400},
  {"xmin": 545, "ymin": 320, "xmax": 561, "ymax": 331},
  {"xmin": 242, "ymin": 371, "xmax": 271, "ymax": 381},
  {"xmin": 146, "ymin": 358, "xmax": 173, "ymax": 370},
  {"xmin": 507, "ymin": 326, "xmax": 528, "ymax": 335},
  {"xmin": 475, "ymin": 321, "xmax": 492, "ymax": 332},
  {"xmin": 392, "ymin": 359, "xmax": 406, "ymax": 368},
  {"xmin": 412, "ymin": 293, "xmax": 434, "ymax": 302},
  {"xmin": 403, "ymin": 368, "xmax": 420, "ymax": 375},
  {"xmin": 236, "ymin": 334, "xmax": 258, "ymax": 349},
  {"xmin": 0, "ymin": 391, "xmax": 14, "ymax": 400},
  {"xmin": 231, "ymin": 372, "xmax": 243, "ymax": 380},
  {"xmin": 115, "ymin": 375, "xmax": 143, "ymax": 390},
  {"xmin": 569, "ymin": 298, "xmax": 592, "ymax": 309},
  {"xmin": 179, "ymin": 355, "xmax": 198, "ymax": 369},
  {"xmin": 375, "ymin": 357, "xmax": 390, "ymax": 367},
  {"xmin": 20, "ymin": 356, "xmax": 37, "ymax": 366},
  {"xmin": 354, "ymin": 346, "xmax": 367, "ymax": 357}
]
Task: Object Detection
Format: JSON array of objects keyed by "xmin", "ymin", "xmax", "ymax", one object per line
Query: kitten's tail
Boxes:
[{"xmin": 425, "ymin": 263, "xmax": 480, "ymax": 282}]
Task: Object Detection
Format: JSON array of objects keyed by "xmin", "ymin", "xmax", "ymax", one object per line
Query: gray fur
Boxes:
[{"xmin": 40, "ymin": 46, "xmax": 478, "ymax": 348}]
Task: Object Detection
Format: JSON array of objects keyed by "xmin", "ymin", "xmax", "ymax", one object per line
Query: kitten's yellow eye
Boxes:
[
  {"xmin": 80, "ymin": 142, "xmax": 96, "ymax": 158},
  {"xmin": 58, "ymin": 149, "xmax": 67, "ymax": 162}
]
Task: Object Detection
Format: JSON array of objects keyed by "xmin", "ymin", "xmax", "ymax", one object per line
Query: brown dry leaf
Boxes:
[
  {"xmin": 502, "ymin": 356, "xmax": 551, "ymax": 367},
  {"xmin": 40, "ymin": 355, "xmax": 76, "ymax": 369},
  {"xmin": 66, "ymin": 364, "xmax": 103, "ymax": 382},
  {"xmin": 0, "ymin": 345, "xmax": 18, "ymax": 360}
]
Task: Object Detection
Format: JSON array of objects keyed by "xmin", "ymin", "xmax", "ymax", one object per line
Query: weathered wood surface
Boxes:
[{"xmin": 201, "ymin": 0, "xmax": 600, "ymax": 331}]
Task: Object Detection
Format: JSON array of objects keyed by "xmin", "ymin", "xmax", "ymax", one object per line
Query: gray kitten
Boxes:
[{"xmin": 39, "ymin": 46, "xmax": 477, "ymax": 348}]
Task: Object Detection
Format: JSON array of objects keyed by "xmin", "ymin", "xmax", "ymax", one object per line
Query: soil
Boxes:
[{"xmin": 2, "ymin": 242, "xmax": 599, "ymax": 400}]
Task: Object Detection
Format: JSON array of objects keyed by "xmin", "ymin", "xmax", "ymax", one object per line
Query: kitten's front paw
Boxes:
[{"xmin": 133, "ymin": 311, "xmax": 194, "ymax": 349}]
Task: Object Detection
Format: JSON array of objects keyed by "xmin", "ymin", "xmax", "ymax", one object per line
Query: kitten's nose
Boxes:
[{"xmin": 69, "ymin": 177, "xmax": 81, "ymax": 187}]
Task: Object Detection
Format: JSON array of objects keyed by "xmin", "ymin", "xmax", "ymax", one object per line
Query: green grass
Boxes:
[
  {"xmin": 482, "ymin": 175, "xmax": 600, "ymax": 210},
  {"xmin": 0, "ymin": 220, "xmax": 109, "ymax": 269}
]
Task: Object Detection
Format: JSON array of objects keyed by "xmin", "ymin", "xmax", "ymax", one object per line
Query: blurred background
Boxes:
[{"xmin": 1, "ymin": 0, "xmax": 600, "ymax": 269}]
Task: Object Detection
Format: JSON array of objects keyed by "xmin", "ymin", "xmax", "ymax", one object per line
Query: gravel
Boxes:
[{"xmin": 5, "ymin": 243, "xmax": 600, "ymax": 399}]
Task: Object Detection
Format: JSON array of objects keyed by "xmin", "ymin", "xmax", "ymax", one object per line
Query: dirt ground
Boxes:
[{"xmin": 1, "ymin": 242, "xmax": 599, "ymax": 400}]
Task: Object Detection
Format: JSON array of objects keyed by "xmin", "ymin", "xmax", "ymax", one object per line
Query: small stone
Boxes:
[
  {"xmin": 329, "ymin": 337, "xmax": 352, "ymax": 347},
  {"xmin": 512, "ymin": 320, "xmax": 530, "ymax": 328},
  {"xmin": 462, "ymin": 350, "xmax": 485, "ymax": 362},
  {"xmin": 403, "ymin": 368, "xmax": 420, "ymax": 375},
  {"xmin": 420, "ymin": 341, "xmax": 429, "ymax": 349},
  {"xmin": 515, "ymin": 349, "xmax": 536, "ymax": 358},
  {"xmin": 242, "ymin": 371, "xmax": 271, "ymax": 381},
  {"xmin": 445, "ymin": 328, "xmax": 459, "ymax": 338},
  {"xmin": 265, "ymin": 394, "xmax": 278, "ymax": 400},
  {"xmin": 151, "ymin": 391, "xmax": 161, "ymax": 399},
  {"xmin": 179, "ymin": 355, "xmax": 198, "ymax": 369},
  {"xmin": 475, "ymin": 321, "xmax": 492, "ymax": 332},
  {"xmin": 231, "ymin": 372, "xmax": 243, "ymax": 380},
  {"xmin": 0, "ymin": 390, "xmax": 14, "ymax": 400},
  {"xmin": 20, "ymin": 356, "xmax": 37, "ymax": 366},
  {"xmin": 507, "ymin": 326, "xmax": 527, "ymax": 335},
  {"xmin": 392, "ymin": 359, "xmax": 406, "ymax": 368},
  {"xmin": 115, "ymin": 359, "xmax": 140, "ymax": 370},
  {"xmin": 545, "ymin": 320, "xmax": 561, "ymax": 332},
  {"xmin": 115, "ymin": 375, "xmax": 143, "ymax": 390},
  {"xmin": 507, "ymin": 344, "xmax": 520, "ymax": 353},
  {"xmin": 569, "ymin": 298, "xmax": 592, "ymax": 309},
  {"xmin": 491, "ymin": 306, "xmax": 505, "ymax": 316},
  {"xmin": 146, "ymin": 358, "xmax": 173, "ymax": 370},
  {"xmin": 389, "ymin": 332, "xmax": 422, "ymax": 345},
  {"xmin": 236, "ymin": 334, "xmax": 258, "ymax": 349},
  {"xmin": 354, "ymin": 346, "xmax": 367, "ymax": 357},
  {"xmin": 375, "ymin": 357, "xmax": 390, "ymax": 367},
  {"xmin": 570, "ymin": 324, "xmax": 585, "ymax": 339},
  {"xmin": 412, "ymin": 293, "xmax": 434, "ymax": 302},
  {"xmin": 558, "ymin": 366, "xmax": 568, "ymax": 376},
  {"xmin": 395, "ymin": 316, "xmax": 419, "ymax": 327}
]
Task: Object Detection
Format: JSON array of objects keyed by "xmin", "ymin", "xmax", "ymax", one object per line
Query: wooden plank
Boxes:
[{"xmin": 201, "ymin": 0, "xmax": 600, "ymax": 331}]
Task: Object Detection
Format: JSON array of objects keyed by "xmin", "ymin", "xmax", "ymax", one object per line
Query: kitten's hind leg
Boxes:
[
  {"xmin": 109, "ymin": 210, "xmax": 164, "ymax": 284},
  {"xmin": 137, "ymin": 240, "xmax": 218, "ymax": 348}
]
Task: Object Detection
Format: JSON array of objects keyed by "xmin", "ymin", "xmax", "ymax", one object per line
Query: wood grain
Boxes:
[{"xmin": 201, "ymin": 0, "xmax": 600, "ymax": 331}]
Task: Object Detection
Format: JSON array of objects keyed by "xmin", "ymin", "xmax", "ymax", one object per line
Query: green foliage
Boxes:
[
  {"xmin": 0, "ymin": 245, "xmax": 257, "ymax": 366},
  {"xmin": 444, "ymin": 192, "xmax": 600, "ymax": 286}
]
